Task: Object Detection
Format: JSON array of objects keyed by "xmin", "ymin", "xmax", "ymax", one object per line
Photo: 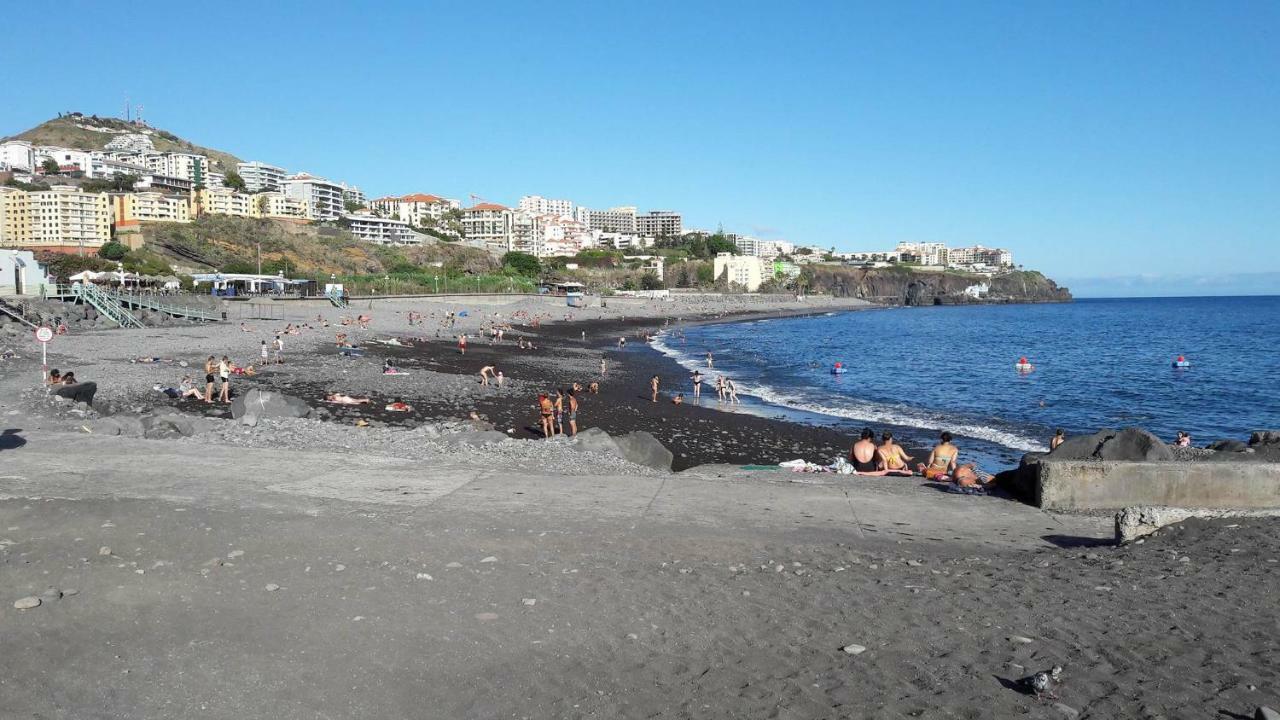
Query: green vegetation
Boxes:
[
  {"xmin": 343, "ymin": 199, "xmax": 363, "ymax": 213},
  {"xmin": 40, "ymin": 158, "xmax": 60, "ymax": 175},
  {"xmin": 3, "ymin": 177, "xmax": 51, "ymax": 192},
  {"xmin": 653, "ymin": 232, "xmax": 738, "ymax": 259},
  {"xmin": 223, "ymin": 170, "xmax": 246, "ymax": 192},
  {"xmin": 97, "ymin": 241, "xmax": 129, "ymax": 260},
  {"xmin": 500, "ymin": 251, "xmax": 541, "ymax": 277},
  {"xmin": 639, "ymin": 272, "xmax": 664, "ymax": 290},
  {"xmin": 80, "ymin": 173, "xmax": 138, "ymax": 193}
]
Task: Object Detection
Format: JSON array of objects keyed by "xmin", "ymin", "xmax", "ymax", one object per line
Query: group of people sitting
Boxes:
[
  {"xmin": 848, "ymin": 429, "xmax": 995, "ymax": 489},
  {"xmin": 47, "ymin": 369, "xmax": 97, "ymax": 406}
]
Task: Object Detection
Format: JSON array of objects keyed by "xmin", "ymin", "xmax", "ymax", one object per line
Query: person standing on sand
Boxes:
[
  {"xmin": 691, "ymin": 370, "xmax": 704, "ymax": 400},
  {"xmin": 458, "ymin": 334, "xmax": 467, "ymax": 355},
  {"xmin": 618, "ymin": 337, "xmax": 626, "ymax": 349},
  {"xmin": 566, "ymin": 388, "xmax": 579, "ymax": 436},
  {"xmin": 217, "ymin": 355, "xmax": 232, "ymax": 404},
  {"xmin": 553, "ymin": 390, "xmax": 565, "ymax": 436},
  {"xmin": 479, "ymin": 365, "xmax": 496, "ymax": 386},
  {"xmin": 715, "ymin": 375, "xmax": 726, "ymax": 401},
  {"xmin": 650, "ymin": 375, "xmax": 660, "ymax": 402},
  {"xmin": 260, "ymin": 341, "xmax": 269, "ymax": 365},
  {"xmin": 496, "ymin": 371, "xmax": 505, "ymax": 388},
  {"xmin": 273, "ymin": 335, "xmax": 284, "ymax": 364},
  {"xmin": 204, "ymin": 356, "xmax": 217, "ymax": 402},
  {"xmin": 706, "ymin": 351, "xmax": 714, "ymax": 368},
  {"xmin": 600, "ymin": 358, "xmax": 607, "ymax": 375},
  {"xmin": 537, "ymin": 393, "xmax": 554, "ymax": 439}
]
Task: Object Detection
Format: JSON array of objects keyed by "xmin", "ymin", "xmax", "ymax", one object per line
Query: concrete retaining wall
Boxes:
[{"xmin": 1037, "ymin": 460, "xmax": 1280, "ymax": 511}]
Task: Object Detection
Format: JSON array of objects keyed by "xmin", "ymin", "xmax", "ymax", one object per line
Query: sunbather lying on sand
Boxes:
[
  {"xmin": 326, "ymin": 393, "xmax": 371, "ymax": 405},
  {"xmin": 385, "ymin": 400, "xmax": 413, "ymax": 412}
]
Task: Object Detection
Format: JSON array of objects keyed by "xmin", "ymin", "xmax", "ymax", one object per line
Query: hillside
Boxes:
[
  {"xmin": 137, "ymin": 215, "xmax": 497, "ymax": 278},
  {"xmin": 3, "ymin": 115, "xmax": 241, "ymax": 172}
]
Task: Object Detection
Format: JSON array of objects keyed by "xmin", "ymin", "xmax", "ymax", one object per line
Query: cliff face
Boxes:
[{"xmin": 803, "ymin": 267, "xmax": 1071, "ymax": 306}]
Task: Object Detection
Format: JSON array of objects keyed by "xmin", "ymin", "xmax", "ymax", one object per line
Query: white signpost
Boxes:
[{"xmin": 35, "ymin": 326, "xmax": 53, "ymax": 384}]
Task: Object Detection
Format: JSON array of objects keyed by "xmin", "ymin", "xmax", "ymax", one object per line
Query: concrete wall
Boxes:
[{"xmin": 1037, "ymin": 460, "xmax": 1280, "ymax": 511}]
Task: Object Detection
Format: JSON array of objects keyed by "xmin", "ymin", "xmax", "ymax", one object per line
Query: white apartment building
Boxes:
[
  {"xmin": 34, "ymin": 146, "xmax": 94, "ymax": 174},
  {"xmin": 195, "ymin": 187, "xmax": 256, "ymax": 218},
  {"xmin": 134, "ymin": 173, "xmax": 194, "ymax": 194},
  {"xmin": 280, "ymin": 172, "xmax": 345, "ymax": 221},
  {"xmin": 140, "ymin": 152, "xmax": 212, "ymax": 187},
  {"xmin": 582, "ymin": 206, "xmax": 637, "ymax": 234},
  {"xmin": 237, "ymin": 161, "xmax": 287, "ymax": 193},
  {"xmin": 461, "ymin": 203, "xmax": 512, "ymax": 252},
  {"xmin": 537, "ymin": 215, "xmax": 596, "ymax": 257},
  {"xmin": 87, "ymin": 154, "xmax": 149, "ymax": 180},
  {"xmin": 369, "ymin": 193, "xmax": 460, "ymax": 227},
  {"xmin": 103, "ymin": 133, "xmax": 155, "ymax": 153},
  {"xmin": 0, "ymin": 140, "xmax": 35, "ymax": 172},
  {"xmin": 344, "ymin": 213, "xmax": 423, "ymax": 246},
  {"xmin": 733, "ymin": 236, "xmax": 793, "ymax": 260},
  {"xmin": 597, "ymin": 232, "xmax": 652, "ymax": 251},
  {"xmin": 341, "ymin": 184, "xmax": 365, "ymax": 208},
  {"xmin": 518, "ymin": 195, "xmax": 575, "ymax": 219},
  {"xmin": 947, "ymin": 245, "xmax": 1013, "ymax": 268},
  {"xmin": 0, "ymin": 186, "xmax": 111, "ymax": 252},
  {"xmin": 636, "ymin": 210, "xmax": 682, "ymax": 238},
  {"xmin": 509, "ymin": 211, "xmax": 542, "ymax": 256},
  {"xmin": 894, "ymin": 241, "xmax": 949, "ymax": 266},
  {"xmin": 713, "ymin": 252, "xmax": 765, "ymax": 292},
  {"xmin": 254, "ymin": 192, "xmax": 310, "ymax": 221}
]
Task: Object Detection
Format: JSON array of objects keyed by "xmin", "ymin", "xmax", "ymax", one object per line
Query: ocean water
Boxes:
[{"xmin": 651, "ymin": 296, "xmax": 1280, "ymax": 469}]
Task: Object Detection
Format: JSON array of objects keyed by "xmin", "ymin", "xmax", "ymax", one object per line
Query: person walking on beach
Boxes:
[
  {"xmin": 537, "ymin": 393, "xmax": 554, "ymax": 439},
  {"xmin": 715, "ymin": 375, "xmax": 726, "ymax": 401},
  {"xmin": 217, "ymin": 355, "xmax": 232, "ymax": 404},
  {"xmin": 725, "ymin": 377, "xmax": 739, "ymax": 404},
  {"xmin": 650, "ymin": 375, "xmax": 660, "ymax": 403},
  {"xmin": 691, "ymin": 370, "xmax": 704, "ymax": 400},
  {"xmin": 566, "ymin": 388, "xmax": 579, "ymax": 437},
  {"xmin": 458, "ymin": 334, "xmax": 467, "ymax": 355},
  {"xmin": 272, "ymin": 335, "xmax": 284, "ymax": 364},
  {"xmin": 203, "ymin": 356, "xmax": 217, "ymax": 402}
]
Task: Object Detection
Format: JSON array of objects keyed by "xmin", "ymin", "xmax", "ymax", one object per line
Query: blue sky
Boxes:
[{"xmin": 2, "ymin": 1, "xmax": 1276, "ymax": 295}]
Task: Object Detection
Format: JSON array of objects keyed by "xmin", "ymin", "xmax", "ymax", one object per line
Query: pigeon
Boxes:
[{"xmin": 1020, "ymin": 665, "xmax": 1063, "ymax": 700}]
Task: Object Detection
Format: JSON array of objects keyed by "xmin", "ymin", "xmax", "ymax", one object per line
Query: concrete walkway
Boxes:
[{"xmin": 0, "ymin": 433, "xmax": 1109, "ymax": 550}]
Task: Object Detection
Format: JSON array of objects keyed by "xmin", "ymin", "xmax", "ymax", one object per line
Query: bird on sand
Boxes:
[{"xmin": 1021, "ymin": 665, "xmax": 1064, "ymax": 700}]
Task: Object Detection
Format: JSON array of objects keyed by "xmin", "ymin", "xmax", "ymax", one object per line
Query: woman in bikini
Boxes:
[
  {"xmin": 918, "ymin": 431, "xmax": 958, "ymax": 480},
  {"xmin": 537, "ymin": 393, "xmax": 555, "ymax": 438},
  {"xmin": 877, "ymin": 432, "xmax": 914, "ymax": 476}
]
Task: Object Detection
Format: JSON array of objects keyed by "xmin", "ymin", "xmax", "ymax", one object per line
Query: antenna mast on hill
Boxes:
[
  {"xmin": 469, "ymin": 194, "xmax": 490, "ymax": 206},
  {"xmin": 124, "ymin": 96, "xmax": 131, "ymax": 122}
]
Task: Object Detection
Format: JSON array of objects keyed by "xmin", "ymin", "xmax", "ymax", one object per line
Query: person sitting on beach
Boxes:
[
  {"xmin": 589, "ymin": 381, "xmax": 600, "ymax": 394},
  {"xmin": 1050, "ymin": 428, "xmax": 1066, "ymax": 450},
  {"xmin": 848, "ymin": 429, "xmax": 887, "ymax": 475},
  {"xmin": 240, "ymin": 322, "xmax": 254, "ymax": 333},
  {"xmin": 672, "ymin": 393, "xmax": 685, "ymax": 405},
  {"xmin": 46, "ymin": 368, "xmax": 62, "ymax": 385},
  {"xmin": 54, "ymin": 372, "xmax": 98, "ymax": 406},
  {"xmin": 326, "ymin": 393, "xmax": 371, "ymax": 405},
  {"xmin": 178, "ymin": 375, "xmax": 206, "ymax": 401},
  {"xmin": 383, "ymin": 359, "xmax": 405, "ymax": 375},
  {"xmin": 877, "ymin": 432, "xmax": 914, "ymax": 476},
  {"xmin": 536, "ymin": 393, "xmax": 554, "ymax": 438},
  {"xmin": 357, "ymin": 314, "xmax": 371, "ymax": 329},
  {"xmin": 1175, "ymin": 431, "xmax": 1191, "ymax": 447},
  {"xmin": 918, "ymin": 431, "xmax": 959, "ymax": 480},
  {"xmin": 385, "ymin": 399, "xmax": 413, "ymax": 412},
  {"xmin": 479, "ymin": 365, "xmax": 496, "ymax": 386}
]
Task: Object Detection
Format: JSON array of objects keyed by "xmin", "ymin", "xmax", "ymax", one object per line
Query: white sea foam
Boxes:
[{"xmin": 650, "ymin": 331, "xmax": 1047, "ymax": 453}]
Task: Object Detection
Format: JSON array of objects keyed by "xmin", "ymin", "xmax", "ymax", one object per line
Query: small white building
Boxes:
[
  {"xmin": 237, "ymin": 161, "xmax": 287, "ymax": 193},
  {"xmin": 344, "ymin": 213, "xmax": 424, "ymax": 246},
  {"xmin": 0, "ymin": 140, "xmax": 35, "ymax": 172},
  {"xmin": 0, "ymin": 249, "xmax": 51, "ymax": 296},
  {"xmin": 713, "ymin": 252, "xmax": 764, "ymax": 291}
]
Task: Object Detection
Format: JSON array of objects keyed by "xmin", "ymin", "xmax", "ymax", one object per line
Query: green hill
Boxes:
[{"xmin": 3, "ymin": 114, "xmax": 241, "ymax": 172}]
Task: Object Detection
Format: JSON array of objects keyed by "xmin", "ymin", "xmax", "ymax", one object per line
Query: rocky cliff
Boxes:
[{"xmin": 803, "ymin": 267, "xmax": 1071, "ymax": 305}]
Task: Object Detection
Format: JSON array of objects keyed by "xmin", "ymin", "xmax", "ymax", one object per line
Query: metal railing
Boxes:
[
  {"xmin": 71, "ymin": 283, "xmax": 144, "ymax": 329},
  {"xmin": 325, "ymin": 287, "xmax": 348, "ymax": 308},
  {"xmin": 103, "ymin": 289, "xmax": 221, "ymax": 322},
  {"xmin": 0, "ymin": 297, "xmax": 44, "ymax": 329}
]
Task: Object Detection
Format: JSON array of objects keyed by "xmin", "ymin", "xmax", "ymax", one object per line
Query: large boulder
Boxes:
[
  {"xmin": 614, "ymin": 431, "xmax": 674, "ymax": 471},
  {"xmin": 1047, "ymin": 428, "xmax": 1172, "ymax": 462},
  {"xmin": 570, "ymin": 428, "xmax": 673, "ymax": 471},
  {"xmin": 1207, "ymin": 439, "xmax": 1249, "ymax": 453},
  {"xmin": 1250, "ymin": 431, "xmax": 1280, "ymax": 447},
  {"xmin": 230, "ymin": 389, "xmax": 311, "ymax": 426}
]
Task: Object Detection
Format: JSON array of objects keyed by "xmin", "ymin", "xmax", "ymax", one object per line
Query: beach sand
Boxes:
[{"xmin": 0, "ymin": 293, "xmax": 1277, "ymax": 718}]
